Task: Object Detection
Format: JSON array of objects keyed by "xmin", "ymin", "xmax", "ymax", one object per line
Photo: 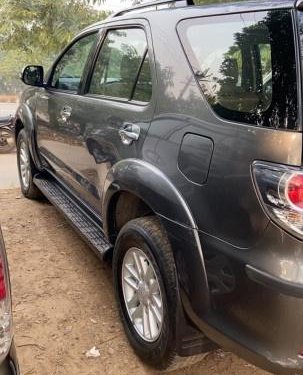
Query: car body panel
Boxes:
[
  {"xmin": 143, "ymin": 9, "xmax": 302, "ymax": 248},
  {"xmin": 0, "ymin": 231, "xmax": 19, "ymax": 375},
  {"xmin": 0, "ymin": 343, "xmax": 19, "ymax": 375}
]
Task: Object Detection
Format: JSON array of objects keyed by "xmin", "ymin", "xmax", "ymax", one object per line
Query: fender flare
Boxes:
[
  {"xmin": 103, "ymin": 159, "xmax": 210, "ymax": 315},
  {"xmin": 15, "ymin": 103, "xmax": 42, "ymax": 169}
]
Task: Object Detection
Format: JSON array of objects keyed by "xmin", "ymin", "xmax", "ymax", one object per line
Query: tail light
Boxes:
[
  {"xmin": 0, "ymin": 230, "xmax": 12, "ymax": 361},
  {"xmin": 252, "ymin": 161, "xmax": 303, "ymax": 239},
  {"xmin": 285, "ymin": 174, "xmax": 303, "ymax": 210}
]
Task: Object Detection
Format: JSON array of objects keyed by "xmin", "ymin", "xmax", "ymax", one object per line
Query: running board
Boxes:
[{"xmin": 34, "ymin": 175, "xmax": 112, "ymax": 260}]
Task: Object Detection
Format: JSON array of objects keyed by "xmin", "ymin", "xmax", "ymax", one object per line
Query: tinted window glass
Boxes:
[
  {"xmin": 51, "ymin": 33, "xmax": 96, "ymax": 91},
  {"xmin": 132, "ymin": 52, "xmax": 152, "ymax": 102},
  {"xmin": 89, "ymin": 28, "xmax": 148, "ymax": 100},
  {"xmin": 179, "ymin": 11, "xmax": 297, "ymax": 129}
]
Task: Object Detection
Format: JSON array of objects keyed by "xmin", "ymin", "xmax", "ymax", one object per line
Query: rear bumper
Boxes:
[
  {"xmin": 196, "ymin": 220, "xmax": 303, "ymax": 375},
  {"xmin": 184, "ymin": 295, "xmax": 303, "ymax": 375},
  {"xmin": 0, "ymin": 342, "xmax": 19, "ymax": 375},
  {"xmin": 165, "ymin": 217, "xmax": 303, "ymax": 374},
  {"xmin": 246, "ymin": 264, "xmax": 303, "ymax": 299}
]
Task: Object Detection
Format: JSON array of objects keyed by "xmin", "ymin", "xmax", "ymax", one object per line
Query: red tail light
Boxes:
[
  {"xmin": 253, "ymin": 162, "xmax": 303, "ymax": 239},
  {"xmin": 0, "ymin": 261, "xmax": 7, "ymax": 301},
  {"xmin": 0, "ymin": 229, "xmax": 12, "ymax": 361},
  {"xmin": 286, "ymin": 174, "xmax": 303, "ymax": 210}
]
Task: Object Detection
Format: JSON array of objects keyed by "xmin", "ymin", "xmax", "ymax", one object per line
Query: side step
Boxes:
[{"xmin": 34, "ymin": 175, "xmax": 112, "ymax": 260}]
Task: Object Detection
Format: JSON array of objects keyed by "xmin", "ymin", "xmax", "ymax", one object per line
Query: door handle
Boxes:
[
  {"xmin": 119, "ymin": 123, "xmax": 140, "ymax": 146},
  {"xmin": 60, "ymin": 105, "xmax": 72, "ymax": 121}
]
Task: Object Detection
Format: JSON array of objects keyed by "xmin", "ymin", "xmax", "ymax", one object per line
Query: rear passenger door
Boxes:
[{"xmin": 71, "ymin": 22, "xmax": 156, "ymax": 213}]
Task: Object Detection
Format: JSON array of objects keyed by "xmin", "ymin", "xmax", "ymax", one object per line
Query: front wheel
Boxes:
[
  {"xmin": 16, "ymin": 129, "xmax": 41, "ymax": 199},
  {"xmin": 0, "ymin": 128, "xmax": 15, "ymax": 154},
  {"xmin": 113, "ymin": 216, "xmax": 180, "ymax": 370}
]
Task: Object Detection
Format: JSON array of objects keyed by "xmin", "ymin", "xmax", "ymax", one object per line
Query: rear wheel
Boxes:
[
  {"xmin": 17, "ymin": 129, "xmax": 41, "ymax": 199},
  {"xmin": 122, "ymin": 246, "xmax": 164, "ymax": 343},
  {"xmin": 113, "ymin": 216, "xmax": 181, "ymax": 370}
]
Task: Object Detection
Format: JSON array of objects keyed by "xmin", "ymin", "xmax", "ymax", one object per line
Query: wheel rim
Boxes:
[
  {"xmin": 122, "ymin": 247, "xmax": 164, "ymax": 342},
  {"xmin": 19, "ymin": 141, "xmax": 30, "ymax": 189}
]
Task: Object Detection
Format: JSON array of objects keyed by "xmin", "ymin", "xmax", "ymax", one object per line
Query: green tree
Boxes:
[{"xmin": 0, "ymin": 0, "xmax": 108, "ymax": 93}]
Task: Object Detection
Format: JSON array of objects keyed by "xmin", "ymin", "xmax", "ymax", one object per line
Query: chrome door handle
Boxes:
[
  {"xmin": 119, "ymin": 123, "xmax": 140, "ymax": 146},
  {"xmin": 60, "ymin": 105, "xmax": 72, "ymax": 121}
]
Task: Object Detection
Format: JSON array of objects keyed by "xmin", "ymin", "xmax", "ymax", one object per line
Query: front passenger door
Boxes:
[{"xmin": 36, "ymin": 32, "xmax": 97, "ymax": 191}]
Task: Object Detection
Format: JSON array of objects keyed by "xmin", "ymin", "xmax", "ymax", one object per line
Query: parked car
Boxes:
[
  {"xmin": 0, "ymin": 116, "xmax": 15, "ymax": 154},
  {"xmin": 15, "ymin": 0, "xmax": 303, "ymax": 373},
  {"xmin": 0, "ymin": 228, "xmax": 19, "ymax": 374}
]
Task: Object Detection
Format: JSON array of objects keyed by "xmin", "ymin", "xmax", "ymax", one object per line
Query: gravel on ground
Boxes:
[{"xmin": 0, "ymin": 188, "xmax": 270, "ymax": 375}]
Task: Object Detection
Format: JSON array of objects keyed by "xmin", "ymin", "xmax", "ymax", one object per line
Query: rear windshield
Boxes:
[{"xmin": 178, "ymin": 10, "xmax": 298, "ymax": 130}]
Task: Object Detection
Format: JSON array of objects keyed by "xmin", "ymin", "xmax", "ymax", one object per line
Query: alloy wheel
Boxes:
[
  {"xmin": 121, "ymin": 247, "xmax": 163, "ymax": 342},
  {"xmin": 19, "ymin": 141, "xmax": 30, "ymax": 189}
]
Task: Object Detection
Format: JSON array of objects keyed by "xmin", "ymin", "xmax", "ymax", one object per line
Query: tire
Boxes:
[
  {"xmin": 16, "ymin": 129, "xmax": 41, "ymax": 199},
  {"xmin": 0, "ymin": 129, "xmax": 15, "ymax": 154},
  {"xmin": 113, "ymin": 216, "xmax": 180, "ymax": 370}
]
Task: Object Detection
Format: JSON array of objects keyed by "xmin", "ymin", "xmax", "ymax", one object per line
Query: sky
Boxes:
[{"xmin": 97, "ymin": 0, "xmax": 134, "ymax": 12}]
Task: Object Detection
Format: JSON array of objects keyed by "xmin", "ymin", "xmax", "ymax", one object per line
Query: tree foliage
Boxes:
[{"xmin": 0, "ymin": 0, "xmax": 108, "ymax": 93}]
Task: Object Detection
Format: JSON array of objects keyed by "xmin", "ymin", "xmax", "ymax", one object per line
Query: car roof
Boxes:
[{"xmin": 82, "ymin": 0, "xmax": 296, "ymax": 34}]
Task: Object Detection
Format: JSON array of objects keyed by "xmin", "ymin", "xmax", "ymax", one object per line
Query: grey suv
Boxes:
[{"xmin": 15, "ymin": 0, "xmax": 303, "ymax": 373}]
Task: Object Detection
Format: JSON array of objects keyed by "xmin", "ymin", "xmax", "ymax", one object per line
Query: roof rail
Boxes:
[{"xmin": 112, "ymin": 0, "xmax": 194, "ymax": 18}]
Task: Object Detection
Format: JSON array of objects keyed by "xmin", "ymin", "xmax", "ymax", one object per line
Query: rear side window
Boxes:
[
  {"xmin": 178, "ymin": 10, "xmax": 298, "ymax": 129},
  {"xmin": 89, "ymin": 28, "xmax": 152, "ymax": 102}
]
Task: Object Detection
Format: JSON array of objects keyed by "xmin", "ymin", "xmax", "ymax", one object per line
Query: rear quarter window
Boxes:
[{"xmin": 178, "ymin": 10, "xmax": 298, "ymax": 130}]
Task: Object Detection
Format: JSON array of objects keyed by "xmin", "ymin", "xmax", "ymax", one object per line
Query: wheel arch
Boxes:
[
  {"xmin": 14, "ymin": 103, "xmax": 42, "ymax": 170},
  {"xmin": 103, "ymin": 159, "xmax": 196, "ymax": 235},
  {"xmin": 103, "ymin": 159, "xmax": 210, "ymax": 316}
]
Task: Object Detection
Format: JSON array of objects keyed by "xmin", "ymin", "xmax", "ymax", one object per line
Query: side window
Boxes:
[
  {"xmin": 51, "ymin": 33, "xmax": 96, "ymax": 91},
  {"xmin": 178, "ymin": 10, "xmax": 297, "ymax": 129},
  {"xmin": 89, "ymin": 28, "xmax": 152, "ymax": 102}
]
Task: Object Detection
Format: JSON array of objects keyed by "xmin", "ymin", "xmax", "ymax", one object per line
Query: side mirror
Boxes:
[{"xmin": 21, "ymin": 65, "xmax": 44, "ymax": 87}]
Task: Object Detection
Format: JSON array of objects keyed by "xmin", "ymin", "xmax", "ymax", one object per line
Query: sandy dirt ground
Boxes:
[
  {"xmin": 0, "ymin": 103, "xmax": 18, "ymax": 117},
  {"xmin": 0, "ymin": 186, "xmax": 270, "ymax": 375},
  {"xmin": 0, "ymin": 102, "xmax": 18, "ymax": 189},
  {"xmin": 0, "ymin": 153, "xmax": 19, "ymax": 189}
]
